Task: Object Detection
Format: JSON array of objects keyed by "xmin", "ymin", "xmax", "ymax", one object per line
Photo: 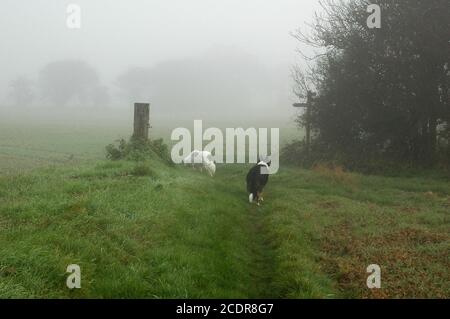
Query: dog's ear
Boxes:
[{"xmin": 267, "ymin": 160, "xmax": 272, "ymax": 166}]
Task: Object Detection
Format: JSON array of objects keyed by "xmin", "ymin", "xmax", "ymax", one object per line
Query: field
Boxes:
[{"xmin": 0, "ymin": 119, "xmax": 449, "ymax": 298}]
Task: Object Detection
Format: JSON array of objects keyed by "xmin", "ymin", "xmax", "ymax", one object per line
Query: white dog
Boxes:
[{"xmin": 183, "ymin": 150, "xmax": 216, "ymax": 177}]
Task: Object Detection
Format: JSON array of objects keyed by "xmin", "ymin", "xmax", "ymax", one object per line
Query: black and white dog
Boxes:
[{"xmin": 246, "ymin": 158, "xmax": 271, "ymax": 205}]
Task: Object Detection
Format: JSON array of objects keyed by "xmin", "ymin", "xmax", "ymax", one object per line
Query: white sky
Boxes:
[
  {"xmin": 0, "ymin": 0, "xmax": 323, "ymax": 114},
  {"xmin": 1, "ymin": 1, "xmax": 321, "ymax": 78}
]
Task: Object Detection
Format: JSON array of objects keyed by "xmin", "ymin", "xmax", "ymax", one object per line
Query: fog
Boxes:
[{"xmin": 0, "ymin": 0, "xmax": 322, "ymax": 125}]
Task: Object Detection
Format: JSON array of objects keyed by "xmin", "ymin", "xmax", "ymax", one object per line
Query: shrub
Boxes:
[
  {"xmin": 105, "ymin": 137, "xmax": 173, "ymax": 165},
  {"xmin": 280, "ymin": 140, "xmax": 307, "ymax": 166},
  {"xmin": 281, "ymin": 139, "xmax": 412, "ymax": 174},
  {"xmin": 148, "ymin": 138, "xmax": 173, "ymax": 165},
  {"xmin": 105, "ymin": 139, "xmax": 127, "ymax": 160}
]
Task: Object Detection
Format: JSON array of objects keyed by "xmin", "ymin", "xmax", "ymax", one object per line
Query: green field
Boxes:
[{"xmin": 0, "ymin": 120, "xmax": 449, "ymax": 298}]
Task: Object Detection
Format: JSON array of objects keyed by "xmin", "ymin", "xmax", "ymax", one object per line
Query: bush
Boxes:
[
  {"xmin": 280, "ymin": 139, "xmax": 341, "ymax": 168},
  {"xmin": 105, "ymin": 139, "xmax": 127, "ymax": 161},
  {"xmin": 281, "ymin": 139, "xmax": 449, "ymax": 176},
  {"xmin": 148, "ymin": 138, "xmax": 173, "ymax": 165},
  {"xmin": 281, "ymin": 140, "xmax": 309, "ymax": 166},
  {"xmin": 281, "ymin": 139, "xmax": 391, "ymax": 173},
  {"xmin": 105, "ymin": 137, "xmax": 173, "ymax": 165}
]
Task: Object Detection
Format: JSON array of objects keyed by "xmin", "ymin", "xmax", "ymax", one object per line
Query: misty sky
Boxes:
[{"xmin": 0, "ymin": 0, "xmax": 323, "ymax": 120}]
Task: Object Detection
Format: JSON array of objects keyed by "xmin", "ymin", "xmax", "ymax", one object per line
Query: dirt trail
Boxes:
[{"xmin": 245, "ymin": 205, "xmax": 279, "ymax": 298}]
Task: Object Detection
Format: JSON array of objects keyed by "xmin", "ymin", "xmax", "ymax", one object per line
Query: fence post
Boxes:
[{"xmin": 133, "ymin": 102, "xmax": 150, "ymax": 140}]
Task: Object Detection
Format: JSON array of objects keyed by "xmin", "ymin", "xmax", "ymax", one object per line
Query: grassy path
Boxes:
[
  {"xmin": 199, "ymin": 165, "xmax": 283, "ymax": 298},
  {"xmin": 245, "ymin": 205, "xmax": 278, "ymax": 298},
  {"xmin": 0, "ymin": 160, "xmax": 449, "ymax": 298},
  {"xmin": 208, "ymin": 166, "xmax": 280, "ymax": 298}
]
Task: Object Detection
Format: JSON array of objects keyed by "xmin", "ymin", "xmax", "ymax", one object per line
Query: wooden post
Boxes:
[
  {"xmin": 293, "ymin": 91, "xmax": 315, "ymax": 157},
  {"xmin": 133, "ymin": 103, "xmax": 150, "ymax": 140},
  {"xmin": 305, "ymin": 91, "xmax": 312, "ymax": 156}
]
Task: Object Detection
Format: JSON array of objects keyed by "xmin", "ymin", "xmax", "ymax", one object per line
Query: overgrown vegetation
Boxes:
[
  {"xmin": 105, "ymin": 137, "xmax": 173, "ymax": 165},
  {"xmin": 288, "ymin": 0, "xmax": 450, "ymax": 171}
]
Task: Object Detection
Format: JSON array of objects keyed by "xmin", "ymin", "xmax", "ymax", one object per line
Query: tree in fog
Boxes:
[
  {"xmin": 8, "ymin": 76, "xmax": 34, "ymax": 107},
  {"xmin": 293, "ymin": 0, "xmax": 450, "ymax": 167},
  {"xmin": 91, "ymin": 85, "xmax": 111, "ymax": 108},
  {"xmin": 39, "ymin": 60, "xmax": 100, "ymax": 107},
  {"xmin": 116, "ymin": 67, "xmax": 153, "ymax": 102},
  {"xmin": 115, "ymin": 49, "xmax": 274, "ymax": 117}
]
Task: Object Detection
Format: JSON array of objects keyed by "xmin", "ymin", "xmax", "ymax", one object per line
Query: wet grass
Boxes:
[
  {"xmin": 0, "ymin": 122, "xmax": 448, "ymax": 298},
  {"xmin": 0, "ymin": 161, "xmax": 448, "ymax": 298}
]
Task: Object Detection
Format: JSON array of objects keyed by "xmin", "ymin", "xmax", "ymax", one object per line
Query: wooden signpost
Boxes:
[{"xmin": 293, "ymin": 91, "xmax": 315, "ymax": 156}]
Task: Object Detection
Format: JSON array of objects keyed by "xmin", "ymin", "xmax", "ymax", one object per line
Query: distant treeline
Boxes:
[
  {"xmin": 4, "ymin": 49, "xmax": 281, "ymax": 117},
  {"xmin": 7, "ymin": 60, "xmax": 110, "ymax": 109},
  {"xmin": 286, "ymin": 0, "xmax": 450, "ymax": 170}
]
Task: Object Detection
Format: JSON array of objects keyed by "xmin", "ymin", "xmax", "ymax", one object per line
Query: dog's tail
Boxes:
[{"xmin": 249, "ymin": 193, "xmax": 254, "ymax": 203}]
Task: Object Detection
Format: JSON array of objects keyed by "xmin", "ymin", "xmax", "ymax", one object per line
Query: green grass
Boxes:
[
  {"xmin": 0, "ymin": 160, "xmax": 448, "ymax": 298},
  {"xmin": 0, "ymin": 121, "xmax": 448, "ymax": 298},
  {"xmin": 0, "ymin": 121, "xmax": 300, "ymax": 175}
]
